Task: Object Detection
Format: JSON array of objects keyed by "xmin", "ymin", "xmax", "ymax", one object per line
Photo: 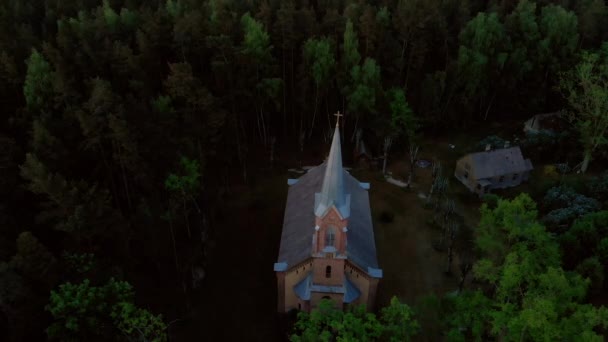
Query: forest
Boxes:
[{"xmin": 1, "ymin": 0, "xmax": 608, "ymax": 341}]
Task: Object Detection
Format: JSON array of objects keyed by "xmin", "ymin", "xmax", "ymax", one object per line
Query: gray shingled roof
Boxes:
[
  {"xmin": 466, "ymin": 147, "xmax": 533, "ymax": 179},
  {"xmin": 277, "ymin": 163, "xmax": 379, "ymax": 271}
]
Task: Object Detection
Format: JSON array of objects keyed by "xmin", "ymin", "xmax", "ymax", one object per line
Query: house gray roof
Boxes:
[
  {"xmin": 524, "ymin": 110, "xmax": 564, "ymax": 133},
  {"xmin": 276, "ymin": 163, "xmax": 379, "ymax": 272},
  {"xmin": 464, "ymin": 147, "xmax": 533, "ymax": 180},
  {"xmin": 315, "ymin": 125, "xmax": 349, "ymax": 218}
]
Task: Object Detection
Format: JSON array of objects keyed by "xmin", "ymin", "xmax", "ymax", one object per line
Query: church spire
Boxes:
[{"xmin": 314, "ymin": 112, "xmax": 350, "ymax": 218}]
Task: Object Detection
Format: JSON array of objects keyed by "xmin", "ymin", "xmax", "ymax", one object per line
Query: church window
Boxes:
[
  {"xmin": 325, "ymin": 227, "xmax": 336, "ymax": 247},
  {"xmin": 326, "ymin": 265, "xmax": 332, "ymax": 278},
  {"xmin": 298, "ymin": 303, "xmax": 301, "ymax": 310}
]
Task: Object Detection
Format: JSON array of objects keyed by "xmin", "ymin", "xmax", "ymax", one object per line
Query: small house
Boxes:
[
  {"xmin": 523, "ymin": 111, "xmax": 564, "ymax": 134},
  {"xmin": 454, "ymin": 144, "xmax": 533, "ymax": 196}
]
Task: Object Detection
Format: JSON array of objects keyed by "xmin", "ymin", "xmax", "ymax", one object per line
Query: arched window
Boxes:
[
  {"xmin": 325, "ymin": 227, "xmax": 336, "ymax": 247},
  {"xmin": 325, "ymin": 265, "xmax": 332, "ymax": 278}
]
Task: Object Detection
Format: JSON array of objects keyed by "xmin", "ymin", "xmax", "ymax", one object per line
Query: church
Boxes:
[{"xmin": 274, "ymin": 113, "xmax": 382, "ymax": 312}]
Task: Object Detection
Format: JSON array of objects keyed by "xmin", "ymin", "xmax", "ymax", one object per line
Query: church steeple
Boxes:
[{"xmin": 314, "ymin": 112, "xmax": 350, "ymax": 218}]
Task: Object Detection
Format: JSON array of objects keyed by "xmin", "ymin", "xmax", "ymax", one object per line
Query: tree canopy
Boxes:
[{"xmin": 1, "ymin": 0, "xmax": 608, "ymax": 340}]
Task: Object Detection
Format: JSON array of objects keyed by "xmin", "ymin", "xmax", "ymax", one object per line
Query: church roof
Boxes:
[
  {"xmin": 314, "ymin": 125, "xmax": 349, "ymax": 218},
  {"xmin": 276, "ymin": 163, "xmax": 379, "ymax": 272},
  {"xmin": 293, "ymin": 272, "xmax": 361, "ymax": 304},
  {"xmin": 461, "ymin": 146, "xmax": 533, "ymax": 180}
]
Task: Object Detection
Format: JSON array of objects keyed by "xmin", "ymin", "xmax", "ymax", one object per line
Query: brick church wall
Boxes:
[{"xmin": 282, "ymin": 259, "xmax": 313, "ymax": 312}]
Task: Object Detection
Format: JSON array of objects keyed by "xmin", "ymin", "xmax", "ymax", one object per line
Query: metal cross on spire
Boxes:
[{"xmin": 334, "ymin": 111, "xmax": 343, "ymax": 127}]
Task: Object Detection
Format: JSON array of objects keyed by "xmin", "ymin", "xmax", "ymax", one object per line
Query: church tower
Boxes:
[{"xmin": 310, "ymin": 114, "xmax": 350, "ymax": 308}]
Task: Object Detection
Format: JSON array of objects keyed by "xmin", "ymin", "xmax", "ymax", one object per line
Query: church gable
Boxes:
[{"xmin": 314, "ymin": 206, "xmax": 347, "ymax": 255}]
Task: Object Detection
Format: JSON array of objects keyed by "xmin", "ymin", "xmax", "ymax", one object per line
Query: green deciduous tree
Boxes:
[
  {"xmin": 291, "ymin": 298, "xmax": 419, "ymax": 341},
  {"xmin": 457, "ymin": 12, "xmax": 508, "ymax": 120},
  {"xmin": 340, "ymin": 19, "xmax": 360, "ymax": 100},
  {"xmin": 165, "ymin": 156, "xmax": 201, "ymax": 239},
  {"xmin": 241, "ymin": 12, "xmax": 277, "ymax": 145},
  {"xmin": 559, "ymin": 48, "xmax": 608, "ymax": 173},
  {"xmin": 388, "ymin": 88, "xmax": 417, "ymax": 140},
  {"xmin": 560, "ymin": 211, "xmax": 608, "ymax": 279},
  {"xmin": 503, "ymin": 0, "xmax": 541, "ymax": 108},
  {"xmin": 538, "ymin": 4, "xmax": 579, "ymax": 80},
  {"xmin": 380, "ymin": 296, "xmax": 420, "ymax": 341},
  {"xmin": 444, "ymin": 290, "xmax": 492, "ymax": 341},
  {"xmin": 348, "ymin": 57, "xmax": 381, "ymax": 136},
  {"xmin": 447, "ymin": 194, "xmax": 608, "ymax": 341},
  {"xmin": 46, "ymin": 278, "xmax": 167, "ymax": 341},
  {"xmin": 342, "ymin": 19, "xmax": 360, "ymax": 70},
  {"xmin": 241, "ymin": 12, "xmax": 271, "ymax": 63},
  {"xmin": 303, "ymin": 37, "xmax": 336, "ymax": 137}
]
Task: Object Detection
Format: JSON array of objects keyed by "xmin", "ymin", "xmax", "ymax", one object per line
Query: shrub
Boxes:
[
  {"xmin": 543, "ymin": 165, "xmax": 559, "ymax": 178},
  {"xmin": 473, "ymin": 135, "xmax": 507, "ymax": 152},
  {"xmin": 588, "ymin": 171, "xmax": 608, "ymax": 202},
  {"xmin": 481, "ymin": 194, "xmax": 500, "ymax": 209},
  {"xmin": 542, "ymin": 186, "xmax": 600, "ymax": 230},
  {"xmin": 575, "ymin": 257, "xmax": 604, "ymax": 293},
  {"xmin": 528, "ymin": 178, "xmax": 557, "ymax": 200}
]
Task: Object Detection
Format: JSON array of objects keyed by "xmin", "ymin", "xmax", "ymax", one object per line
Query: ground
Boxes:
[
  {"xmin": 169, "ymin": 129, "xmax": 492, "ymax": 341},
  {"xmin": 171, "ymin": 120, "xmax": 604, "ymax": 340}
]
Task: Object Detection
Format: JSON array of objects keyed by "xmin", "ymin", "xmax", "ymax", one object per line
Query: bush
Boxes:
[
  {"xmin": 528, "ymin": 178, "xmax": 557, "ymax": 200},
  {"xmin": 588, "ymin": 171, "xmax": 608, "ymax": 202},
  {"xmin": 542, "ymin": 186, "xmax": 600, "ymax": 230},
  {"xmin": 543, "ymin": 165, "xmax": 559, "ymax": 178},
  {"xmin": 481, "ymin": 194, "xmax": 500, "ymax": 209},
  {"xmin": 576, "ymin": 257, "xmax": 604, "ymax": 293},
  {"xmin": 473, "ymin": 135, "xmax": 507, "ymax": 152}
]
